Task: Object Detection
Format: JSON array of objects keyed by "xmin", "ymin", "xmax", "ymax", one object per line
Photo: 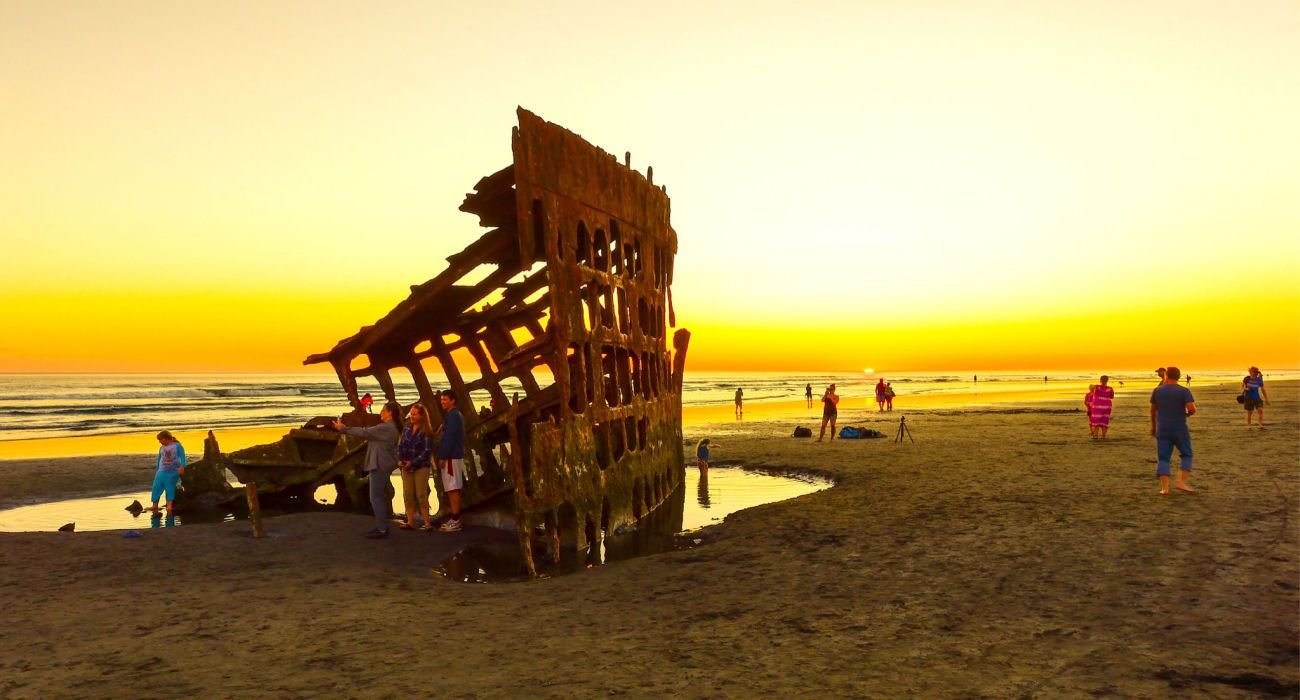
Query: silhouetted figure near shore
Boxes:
[{"xmin": 817, "ymin": 385, "xmax": 839, "ymax": 442}]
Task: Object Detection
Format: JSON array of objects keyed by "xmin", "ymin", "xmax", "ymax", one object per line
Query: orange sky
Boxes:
[{"xmin": 2, "ymin": 1, "xmax": 1297, "ymax": 373}]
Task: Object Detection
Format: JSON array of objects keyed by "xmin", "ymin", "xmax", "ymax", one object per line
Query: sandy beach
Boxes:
[{"xmin": 1, "ymin": 379, "xmax": 1296, "ymax": 697}]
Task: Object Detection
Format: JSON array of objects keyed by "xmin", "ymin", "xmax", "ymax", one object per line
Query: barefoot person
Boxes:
[
  {"xmin": 436, "ymin": 390, "xmax": 466, "ymax": 532},
  {"xmin": 1150, "ymin": 366, "xmax": 1196, "ymax": 495},
  {"xmin": 734, "ymin": 387, "xmax": 744, "ymax": 417},
  {"xmin": 397, "ymin": 403, "xmax": 435, "ymax": 530},
  {"xmin": 1090, "ymin": 376, "xmax": 1115, "ymax": 438},
  {"xmin": 1241, "ymin": 366, "xmax": 1270, "ymax": 428},
  {"xmin": 805, "ymin": 383, "xmax": 813, "ymax": 407},
  {"xmin": 695, "ymin": 438, "xmax": 717, "ymax": 476},
  {"xmin": 817, "ymin": 384, "xmax": 839, "ymax": 442},
  {"xmin": 1084, "ymin": 384, "xmax": 1096, "ymax": 434},
  {"xmin": 332, "ymin": 401, "xmax": 401, "ymax": 539},
  {"xmin": 149, "ymin": 431, "xmax": 187, "ymax": 516}
]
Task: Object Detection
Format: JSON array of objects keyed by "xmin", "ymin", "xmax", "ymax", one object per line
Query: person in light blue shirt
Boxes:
[
  {"xmin": 150, "ymin": 430, "xmax": 187, "ymax": 516},
  {"xmin": 695, "ymin": 438, "xmax": 718, "ymax": 476}
]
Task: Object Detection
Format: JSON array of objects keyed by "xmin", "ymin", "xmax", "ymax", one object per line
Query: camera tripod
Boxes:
[{"xmin": 894, "ymin": 415, "xmax": 913, "ymax": 443}]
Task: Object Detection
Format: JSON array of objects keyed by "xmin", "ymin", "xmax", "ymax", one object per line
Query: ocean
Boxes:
[{"xmin": 1, "ymin": 369, "xmax": 1290, "ymax": 444}]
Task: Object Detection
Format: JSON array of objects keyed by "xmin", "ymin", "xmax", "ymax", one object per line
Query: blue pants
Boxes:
[
  {"xmin": 1155, "ymin": 426, "xmax": 1193, "ymax": 476},
  {"xmin": 151, "ymin": 470, "xmax": 180, "ymax": 504},
  {"xmin": 369, "ymin": 469, "xmax": 390, "ymax": 532}
]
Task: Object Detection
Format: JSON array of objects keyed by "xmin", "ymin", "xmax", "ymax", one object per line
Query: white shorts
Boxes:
[{"xmin": 438, "ymin": 458, "xmax": 464, "ymax": 492}]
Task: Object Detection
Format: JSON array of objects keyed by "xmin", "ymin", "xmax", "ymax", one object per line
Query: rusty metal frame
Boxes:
[{"xmin": 304, "ymin": 109, "xmax": 689, "ymax": 574}]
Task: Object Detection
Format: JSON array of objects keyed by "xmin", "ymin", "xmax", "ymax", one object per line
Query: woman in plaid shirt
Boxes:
[{"xmin": 397, "ymin": 402, "xmax": 436, "ymax": 530}]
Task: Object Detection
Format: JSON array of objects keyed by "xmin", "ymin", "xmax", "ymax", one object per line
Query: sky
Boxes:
[{"xmin": 2, "ymin": 0, "xmax": 1298, "ymax": 374}]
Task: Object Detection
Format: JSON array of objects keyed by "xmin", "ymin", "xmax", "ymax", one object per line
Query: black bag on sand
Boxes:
[{"xmin": 793, "ymin": 426, "xmax": 813, "ymax": 438}]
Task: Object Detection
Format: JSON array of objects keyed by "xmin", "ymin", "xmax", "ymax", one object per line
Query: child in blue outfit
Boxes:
[
  {"xmin": 695, "ymin": 438, "xmax": 718, "ymax": 476},
  {"xmin": 150, "ymin": 430, "xmax": 187, "ymax": 515}
]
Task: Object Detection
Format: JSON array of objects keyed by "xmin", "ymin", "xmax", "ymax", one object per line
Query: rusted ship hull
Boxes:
[{"xmin": 194, "ymin": 110, "xmax": 686, "ymax": 574}]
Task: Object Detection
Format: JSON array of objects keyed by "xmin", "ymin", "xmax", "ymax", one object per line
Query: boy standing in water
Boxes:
[
  {"xmin": 436, "ymin": 390, "xmax": 467, "ymax": 532},
  {"xmin": 150, "ymin": 430, "xmax": 187, "ymax": 515}
]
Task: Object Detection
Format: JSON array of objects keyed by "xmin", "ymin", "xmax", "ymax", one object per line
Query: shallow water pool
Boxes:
[
  {"xmin": 435, "ymin": 466, "xmax": 831, "ymax": 582},
  {"xmin": 0, "ymin": 465, "xmax": 830, "ymax": 539}
]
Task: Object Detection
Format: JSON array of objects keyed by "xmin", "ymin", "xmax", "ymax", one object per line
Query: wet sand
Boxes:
[{"xmin": 1, "ymin": 380, "xmax": 1296, "ymax": 697}]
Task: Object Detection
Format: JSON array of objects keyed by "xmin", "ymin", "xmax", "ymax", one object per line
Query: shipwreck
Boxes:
[{"xmin": 183, "ymin": 109, "xmax": 689, "ymax": 575}]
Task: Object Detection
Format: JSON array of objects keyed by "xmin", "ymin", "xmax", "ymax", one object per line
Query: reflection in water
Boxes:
[
  {"xmin": 3, "ymin": 472, "xmax": 439, "ymax": 534},
  {"xmin": 0, "ymin": 491, "xmax": 243, "ymax": 532},
  {"xmin": 1, "ymin": 466, "xmax": 830, "ymax": 559},
  {"xmin": 436, "ymin": 466, "xmax": 830, "ymax": 583}
]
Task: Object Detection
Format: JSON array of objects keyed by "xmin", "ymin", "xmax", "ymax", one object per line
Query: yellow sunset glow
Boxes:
[{"xmin": 2, "ymin": 1, "xmax": 1297, "ymax": 373}]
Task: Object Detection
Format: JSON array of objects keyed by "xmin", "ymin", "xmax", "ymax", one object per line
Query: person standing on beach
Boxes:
[
  {"xmin": 397, "ymin": 403, "xmax": 435, "ymax": 531},
  {"xmin": 817, "ymin": 384, "xmax": 839, "ymax": 442},
  {"xmin": 1150, "ymin": 366, "xmax": 1196, "ymax": 495},
  {"xmin": 734, "ymin": 387, "xmax": 744, "ymax": 417},
  {"xmin": 805, "ymin": 383, "xmax": 813, "ymax": 407},
  {"xmin": 360, "ymin": 392, "xmax": 374, "ymax": 413},
  {"xmin": 875, "ymin": 378, "xmax": 887, "ymax": 412},
  {"xmin": 1155, "ymin": 368, "xmax": 1166, "ymax": 385},
  {"xmin": 333, "ymin": 401, "xmax": 401, "ymax": 539},
  {"xmin": 149, "ymin": 430, "xmax": 187, "ymax": 516},
  {"xmin": 1241, "ymin": 366, "xmax": 1270, "ymax": 428},
  {"xmin": 885, "ymin": 382, "xmax": 895, "ymax": 411},
  {"xmin": 1090, "ymin": 376, "xmax": 1115, "ymax": 438},
  {"xmin": 1084, "ymin": 384, "xmax": 1096, "ymax": 431},
  {"xmin": 436, "ymin": 390, "xmax": 467, "ymax": 532}
]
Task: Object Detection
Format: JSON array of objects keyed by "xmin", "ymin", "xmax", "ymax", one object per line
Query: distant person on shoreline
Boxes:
[
  {"xmin": 397, "ymin": 402, "xmax": 435, "ymax": 531},
  {"xmin": 1043, "ymin": 375, "xmax": 1048, "ymax": 383},
  {"xmin": 1241, "ymin": 366, "xmax": 1269, "ymax": 428},
  {"xmin": 805, "ymin": 383, "xmax": 813, "ymax": 407},
  {"xmin": 695, "ymin": 438, "xmax": 717, "ymax": 476},
  {"xmin": 875, "ymin": 378, "xmax": 887, "ymax": 412},
  {"xmin": 333, "ymin": 401, "xmax": 401, "ymax": 539},
  {"xmin": 1150, "ymin": 366, "xmax": 1196, "ymax": 495},
  {"xmin": 1090, "ymin": 375, "xmax": 1114, "ymax": 438},
  {"xmin": 817, "ymin": 384, "xmax": 839, "ymax": 442},
  {"xmin": 149, "ymin": 430, "xmax": 187, "ymax": 516},
  {"xmin": 735, "ymin": 387, "xmax": 743, "ymax": 417},
  {"xmin": 360, "ymin": 392, "xmax": 374, "ymax": 413},
  {"xmin": 973, "ymin": 374, "xmax": 978, "ymax": 384},
  {"xmin": 885, "ymin": 382, "xmax": 895, "ymax": 411},
  {"xmin": 1155, "ymin": 368, "xmax": 1166, "ymax": 385}
]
